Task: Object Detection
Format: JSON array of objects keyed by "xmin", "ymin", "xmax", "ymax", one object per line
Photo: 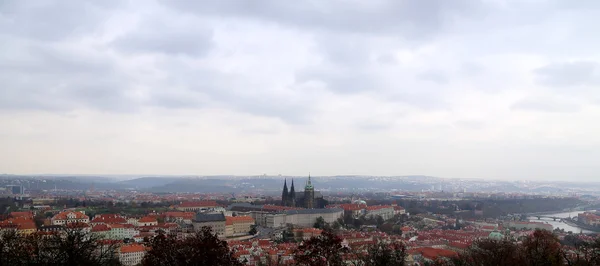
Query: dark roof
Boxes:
[
  {"xmin": 294, "ymin": 191, "xmax": 323, "ymax": 199},
  {"xmin": 226, "ymin": 203, "xmax": 264, "ymax": 211},
  {"xmin": 284, "ymin": 208, "xmax": 343, "ymax": 215},
  {"xmin": 193, "ymin": 213, "xmax": 225, "ymax": 223}
]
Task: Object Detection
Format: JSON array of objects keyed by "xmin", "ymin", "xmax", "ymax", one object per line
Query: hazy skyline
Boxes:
[{"xmin": 1, "ymin": 1, "xmax": 599, "ymax": 180}]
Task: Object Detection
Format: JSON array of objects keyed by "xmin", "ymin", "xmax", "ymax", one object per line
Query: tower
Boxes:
[
  {"xmin": 304, "ymin": 174, "xmax": 314, "ymax": 209},
  {"xmin": 290, "ymin": 179, "xmax": 296, "ymax": 207},
  {"xmin": 281, "ymin": 179, "xmax": 289, "ymax": 206}
]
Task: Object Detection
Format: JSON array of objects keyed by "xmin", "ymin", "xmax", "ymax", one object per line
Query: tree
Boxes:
[
  {"xmin": 358, "ymin": 241, "xmax": 407, "ymax": 266},
  {"xmin": 376, "ymin": 216, "xmax": 385, "ymax": 227},
  {"xmin": 314, "ymin": 216, "xmax": 326, "ymax": 229},
  {"xmin": 142, "ymin": 226, "xmax": 242, "ymax": 266},
  {"xmin": 332, "ymin": 220, "xmax": 342, "ymax": 230},
  {"xmin": 295, "ymin": 230, "xmax": 348, "ymax": 266},
  {"xmin": 521, "ymin": 229, "xmax": 563, "ymax": 266},
  {"xmin": 249, "ymin": 225, "xmax": 258, "ymax": 235},
  {"xmin": 563, "ymin": 238, "xmax": 600, "ymax": 266},
  {"xmin": 454, "ymin": 239, "xmax": 524, "ymax": 266},
  {"xmin": 0, "ymin": 224, "xmax": 121, "ymax": 266}
]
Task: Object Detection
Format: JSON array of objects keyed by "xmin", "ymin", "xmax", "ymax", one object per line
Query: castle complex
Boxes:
[{"xmin": 280, "ymin": 175, "xmax": 325, "ymax": 209}]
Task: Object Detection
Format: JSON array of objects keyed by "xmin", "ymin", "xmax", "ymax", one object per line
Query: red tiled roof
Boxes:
[
  {"xmin": 92, "ymin": 224, "xmax": 111, "ymax": 232},
  {"xmin": 120, "ymin": 244, "xmax": 146, "ymax": 253},
  {"xmin": 138, "ymin": 216, "xmax": 157, "ymax": 223},
  {"xmin": 366, "ymin": 205, "xmax": 393, "ymax": 211},
  {"xmin": 10, "ymin": 211, "xmax": 34, "ymax": 218},
  {"xmin": 177, "ymin": 201, "xmax": 218, "ymax": 208},
  {"xmin": 53, "ymin": 211, "xmax": 89, "ymax": 220},
  {"xmin": 413, "ymin": 247, "xmax": 458, "ymax": 260},
  {"xmin": 163, "ymin": 212, "xmax": 195, "ymax": 219},
  {"xmin": 91, "ymin": 214, "xmax": 126, "ymax": 224}
]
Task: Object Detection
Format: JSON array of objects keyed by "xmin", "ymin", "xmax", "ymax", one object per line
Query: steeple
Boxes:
[
  {"xmin": 305, "ymin": 173, "xmax": 313, "ymax": 190},
  {"xmin": 290, "ymin": 179, "xmax": 296, "ymax": 206},
  {"xmin": 281, "ymin": 179, "xmax": 289, "ymax": 206},
  {"xmin": 304, "ymin": 173, "xmax": 314, "ymax": 208}
]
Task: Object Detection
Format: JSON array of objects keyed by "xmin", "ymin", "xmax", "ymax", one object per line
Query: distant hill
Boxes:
[{"xmin": 117, "ymin": 177, "xmax": 179, "ymax": 190}]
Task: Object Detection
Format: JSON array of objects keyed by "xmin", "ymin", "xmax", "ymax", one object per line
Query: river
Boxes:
[{"xmin": 527, "ymin": 211, "xmax": 594, "ymax": 234}]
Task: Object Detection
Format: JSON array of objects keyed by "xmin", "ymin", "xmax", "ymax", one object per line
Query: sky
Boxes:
[{"xmin": 1, "ymin": 0, "xmax": 600, "ymax": 180}]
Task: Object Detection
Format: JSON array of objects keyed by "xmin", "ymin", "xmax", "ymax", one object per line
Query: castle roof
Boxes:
[
  {"xmin": 194, "ymin": 213, "xmax": 225, "ymax": 223},
  {"xmin": 284, "ymin": 208, "xmax": 343, "ymax": 215}
]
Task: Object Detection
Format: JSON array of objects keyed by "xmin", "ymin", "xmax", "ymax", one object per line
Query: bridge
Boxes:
[{"xmin": 535, "ymin": 215, "xmax": 564, "ymax": 221}]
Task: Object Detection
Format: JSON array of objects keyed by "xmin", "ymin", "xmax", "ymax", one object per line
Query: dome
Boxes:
[
  {"xmin": 353, "ymin": 200, "xmax": 367, "ymax": 205},
  {"xmin": 488, "ymin": 231, "xmax": 504, "ymax": 240}
]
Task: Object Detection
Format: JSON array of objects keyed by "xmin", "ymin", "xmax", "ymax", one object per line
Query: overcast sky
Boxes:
[{"xmin": 1, "ymin": 0, "xmax": 599, "ymax": 180}]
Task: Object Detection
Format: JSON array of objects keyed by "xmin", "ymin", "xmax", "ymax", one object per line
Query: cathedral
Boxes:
[{"xmin": 281, "ymin": 175, "xmax": 326, "ymax": 209}]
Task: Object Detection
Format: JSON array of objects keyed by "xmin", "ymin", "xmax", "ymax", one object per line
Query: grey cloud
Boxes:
[
  {"xmin": 460, "ymin": 62, "xmax": 485, "ymax": 76},
  {"xmin": 295, "ymin": 69, "xmax": 376, "ymax": 94},
  {"xmin": 160, "ymin": 0, "xmax": 488, "ymax": 38},
  {"xmin": 417, "ymin": 69, "xmax": 448, "ymax": 84},
  {"xmin": 376, "ymin": 54, "xmax": 397, "ymax": 65},
  {"xmin": 0, "ymin": 0, "xmax": 120, "ymax": 41},
  {"xmin": 534, "ymin": 61, "xmax": 600, "ymax": 88},
  {"xmin": 148, "ymin": 62, "xmax": 313, "ymax": 124},
  {"xmin": 510, "ymin": 99, "xmax": 580, "ymax": 113},
  {"xmin": 387, "ymin": 92, "xmax": 449, "ymax": 110},
  {"xmin": 313, "ymin": 34, "xmax": 371, "ymax": 66},
  {"xmin": 0, "ymin": 43, "xmax": 135, "ymax": 112},
  {"xmin": 111, "ymin": 20, "xmax": 213, "ymax": 56}
]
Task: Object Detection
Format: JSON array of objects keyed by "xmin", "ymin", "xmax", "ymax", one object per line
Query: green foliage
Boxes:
[
  {"xmin": 359, "ymin": 242, "xmax": 407, "ymax": 266},
  {"xmin": 249, "ymin": 225, "xmax": 258, "ymax": 235},
  {"xmin": 0, "ymin": 226, "xmax": 121, "ymax": 266},
  {"xmin": 142, "ymin": 226, "xmax": 242, "ymax": 266},
  {"xmin": 314, "ymin": 216, "xmax": 326, "ymax": 229},
  {"xmin": 295, "ymin": 230, "xmax": 348, "ymax": 266}
]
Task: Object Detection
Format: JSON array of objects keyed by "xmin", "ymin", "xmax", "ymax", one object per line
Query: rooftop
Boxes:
[{"xmin": 194, "ymin": 213, "xmax": 225, "ymax": 223}]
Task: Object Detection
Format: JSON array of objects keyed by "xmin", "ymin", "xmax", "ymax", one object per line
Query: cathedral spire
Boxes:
[
  {"xmin": 290, "ymin": 179, "xmax": 296, "ymax": 206},
  {"xmin": 281, "ymin": 178, "xmax": 289, "ymax": 206}
]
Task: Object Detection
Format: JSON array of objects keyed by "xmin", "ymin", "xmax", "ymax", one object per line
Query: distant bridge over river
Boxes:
[{"xmin": 534, "ymin": 215, "xmax": 564, "ymax": 221}]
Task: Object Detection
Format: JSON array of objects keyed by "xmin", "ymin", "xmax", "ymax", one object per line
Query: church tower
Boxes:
[
  {"xmin": 290, "ymin": 179, "xmax": 296, "ymax": 207},
  {"xmin": 304, "ymin": 174, "xmax": 314, "ymax": 209},
  {"xmin": 281, "ymin": 179, "xmax": 289, "ymax": 206}
]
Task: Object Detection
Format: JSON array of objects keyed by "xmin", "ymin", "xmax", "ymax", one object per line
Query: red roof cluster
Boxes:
[
  {"xmin": 162, "ymin": 212, "xmax": 195, "ymax": 220},
  {"xmin": 138, "ymin": 216, "xmax": 157, "ymax": 223},
  {"xmin": 53, "ymin": 211, "xmax": 89, "ymax": 220},
  {"xmin": 411, "ymin": 247, "xmax": 458, "ymax": 260},
  {"xmin": 225, "ymin": 216, "xmax": 255, "ymax": 226},
  {"xmin": 177, "ymin": 201, "xmax": 219, "ymax": 208},
  {"xmin": 91, "ymin": 214, "xmax": 126, "ymax": 224},
  {"xmin": 120, "ymin": 244, "xmax": 146, "ymax": 253}
]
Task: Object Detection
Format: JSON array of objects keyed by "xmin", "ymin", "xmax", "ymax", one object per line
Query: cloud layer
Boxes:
[{"xmin": 1, "ymin": 0, "xmax": 600, "ymax": 180}]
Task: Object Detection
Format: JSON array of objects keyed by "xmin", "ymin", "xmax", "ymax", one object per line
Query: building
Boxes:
[
  {"xmin": 365, "ymin": 205, "xmax": 395, "ymax": 221},
  {"xmin": 90, "ymin": 214, "xmax": 127, "ymax": 225},
  {"xmin": 51, "ymin": 211, "xmax": 89, "ymax": 225},
  {"xmin": 265, "ymin": 208, "xmax": 344, "ymax": 228},
  {"xmin": 91, "ymin": 224, "xmax": 111, "ymax": 239},
  {"xmin": 137, "ymin": 216, "xmax": 158, "ymax": 227},
  {"xmin": 0, "ymin": 216, "xmax": 37, "ymax": 235},
  {"xmin": 294, "ymin": 228, "xmax": 322, "ymax": 240},
  {"xmin": 280, "ymin": 175, "xmax": 327, "ymax": 209},
  {"xmin": 109, "ymin": 224, "xmax": 139, "ymax": 240},
  {"xmin": 507, "ymin": 221, "xmax": 553, "ymax": 231},
  {"xmin": 174, "ymin": 201, "xmax": 219, "ymax": 212},
  {"xmin": 119, "ymin": 244, "xmax": 146, "ymax": 266},
  {"xmin": 163, "ymin": 212, "xmax": 195, "ymax": 224},
  {"xmin": 225, "ymin": 216, "xmax": 255, "ymax": 237},
  {"xmin": 6, "ymin": 185, "xmax": 23, "ymax": 195},
  {"xmin": 578, "ymin": 212, "xmax": 600, "ymax": 226},
  {"xmin": 192, "ymin": 213, "xmax": 226, "ymax": 239}
]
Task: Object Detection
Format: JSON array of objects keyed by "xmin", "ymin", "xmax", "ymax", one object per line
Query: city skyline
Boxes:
[{"xmin": 2, "ymin": 1, "xmax": 600, "ymax": 180}]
